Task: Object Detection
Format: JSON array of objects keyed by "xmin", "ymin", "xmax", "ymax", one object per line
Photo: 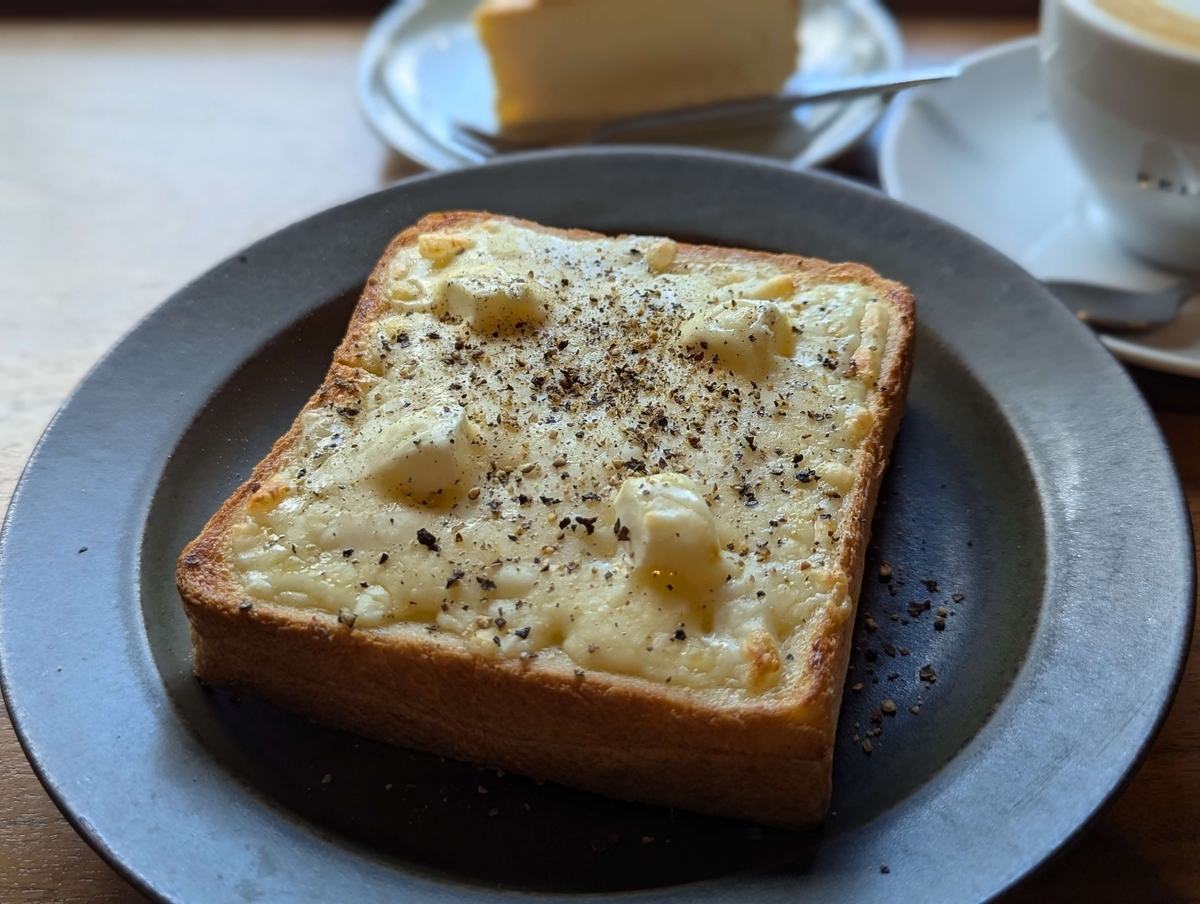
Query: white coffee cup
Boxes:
[{"xmin": 1040, "ymin": 0, "xmax": 1200, "ymax": 271}]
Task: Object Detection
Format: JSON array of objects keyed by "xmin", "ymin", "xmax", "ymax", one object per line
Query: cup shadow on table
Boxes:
[{"xmin": 1129, "ymin": 364, "xmax": 1200, "ymax": 416}]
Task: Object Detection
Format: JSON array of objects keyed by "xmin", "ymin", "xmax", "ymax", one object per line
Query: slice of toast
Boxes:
[{"xmin": 177, "ymin": 212, "xmax": 914, "ymax": 830}]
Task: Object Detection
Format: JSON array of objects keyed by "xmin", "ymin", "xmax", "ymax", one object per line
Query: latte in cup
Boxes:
[
  {"xmin": 1041, "ymin": 0, "xmax": 1200, "ymax": 270},
  {"xmin": 1093, "ymin": 0, "xmax": 1200, "ymax": 52}
]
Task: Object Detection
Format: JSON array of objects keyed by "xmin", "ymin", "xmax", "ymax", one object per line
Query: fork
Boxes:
[{"xmin": 452, "ymin": 65, "xmax": 962, "ymax": 156}]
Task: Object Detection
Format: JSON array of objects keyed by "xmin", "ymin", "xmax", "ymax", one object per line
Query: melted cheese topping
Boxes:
[{"xmin": 228, "ymin": 219, "xmax": 891, "ymax": 693}]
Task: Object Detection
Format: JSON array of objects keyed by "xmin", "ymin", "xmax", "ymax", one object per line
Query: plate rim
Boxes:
[
  {"xmin": 0, "ymin": 146, "xmax": 1193, "ymax": 903},
  {"xmin": 878, "ymin": 35, "xmax": 1200, "ymax": 380},
  {"xmin": 355, "ymin": 0, "xmax": 904, "ymax": 172}
]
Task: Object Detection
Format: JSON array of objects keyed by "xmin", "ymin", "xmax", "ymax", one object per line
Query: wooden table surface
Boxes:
[{"xmin": 1, "ymin": 17, "xmax": 1197, "ymax": 902}]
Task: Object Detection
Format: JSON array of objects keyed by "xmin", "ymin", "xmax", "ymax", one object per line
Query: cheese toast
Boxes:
[{"xmin": 177, "ymin": 212, "xmax": 914, "ymax": 830}]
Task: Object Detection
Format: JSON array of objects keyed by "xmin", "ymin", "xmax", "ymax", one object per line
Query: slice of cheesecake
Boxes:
[{"xmin": 475, "ymin": 0, "xmax": 803, "ymax": 129}]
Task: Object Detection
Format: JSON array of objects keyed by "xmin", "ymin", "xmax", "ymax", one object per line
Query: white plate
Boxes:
[
  {"xmin": 357, "ymin": 0, "xmax": 903, "ymax": 172},
  {"xmin": 879, "ymin": 37, "xmax": 1200, "ymax": 378}
]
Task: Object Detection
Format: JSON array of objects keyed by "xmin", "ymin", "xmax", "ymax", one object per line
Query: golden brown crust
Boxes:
[{"xmin": 177, "ymin": 211, "xmax": 915, "ymax": 830}]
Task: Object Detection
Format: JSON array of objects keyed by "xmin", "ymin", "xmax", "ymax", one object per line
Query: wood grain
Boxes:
[
  {"xmin": 3, "ymin": 17, "xmax": 1197, "ymax": 904},
  {"xmin": 0, "ymin": 22, "xmax": 413, "ymax": 902}
]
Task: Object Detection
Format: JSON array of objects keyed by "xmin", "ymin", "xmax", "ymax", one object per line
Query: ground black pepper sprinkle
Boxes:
[
  {"xmin": 230, "ymin": 227, "xmax": 906, "ymax": 704},
  {"xmin": 906, "ymin": 599, "xmax": 931, "ymax": 617}
]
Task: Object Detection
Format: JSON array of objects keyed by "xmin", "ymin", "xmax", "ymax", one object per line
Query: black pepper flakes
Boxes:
[
  {"xmin": 446, "ymin": 569, "xmax": 465, "ymax": 588},
  {"xmin": 515, "ymin": 626, "xmax": 531, "ymax": 639},
  {"xmin": 575, "ymin": 516, "xmax": 598, "ymax": 535},
  {"xmin": 477, "ymin": 576, "xmax": 497, "ymax": 591},
  {"xmin": 378, "ymin": 552, "xmax": 390, "ymax": 565},
  {"xmin": 906, "ymin": 599, "xmax": 931, "ymax": 617},
  {"xmin": 416, "ymin": 528, "xmax": 440, "ymax": 551}
]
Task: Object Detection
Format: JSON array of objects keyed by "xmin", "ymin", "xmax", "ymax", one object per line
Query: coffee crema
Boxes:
[{"xmin": 1091, "ymin": 0, "xmax": 1200, "ymax": 52}]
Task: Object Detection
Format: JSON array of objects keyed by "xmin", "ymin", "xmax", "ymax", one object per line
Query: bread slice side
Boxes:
[{"xmin": 178, "ymin": 212, "xmax": 914, "ymax": 830}]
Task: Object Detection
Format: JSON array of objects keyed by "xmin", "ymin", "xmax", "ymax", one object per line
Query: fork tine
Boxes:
[
  {"xmin": 450, "ymin": 121, "xmax": 543, "ymax": 156},
  {"xmin": 448, "ymin": 122, "xmax": 500, "ymax": 157}
]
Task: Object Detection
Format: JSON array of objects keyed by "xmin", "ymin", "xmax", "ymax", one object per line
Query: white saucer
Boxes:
[
  {"xmin": 358, "ymin": 0, "xmax": 903, "ymax": 172},
  {"xmin": 879, "ymin": 37, "xmax": 1200, "ymax": 378}
]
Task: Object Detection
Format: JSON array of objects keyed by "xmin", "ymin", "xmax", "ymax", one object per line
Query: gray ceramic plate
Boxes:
[
  {"xmin": 0, "ymin": 149, "xmax": 1193, "ymax": 904},
  {"xmin": 356, "ymin": 0, "xmax": 903, "ymax": 170}
]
